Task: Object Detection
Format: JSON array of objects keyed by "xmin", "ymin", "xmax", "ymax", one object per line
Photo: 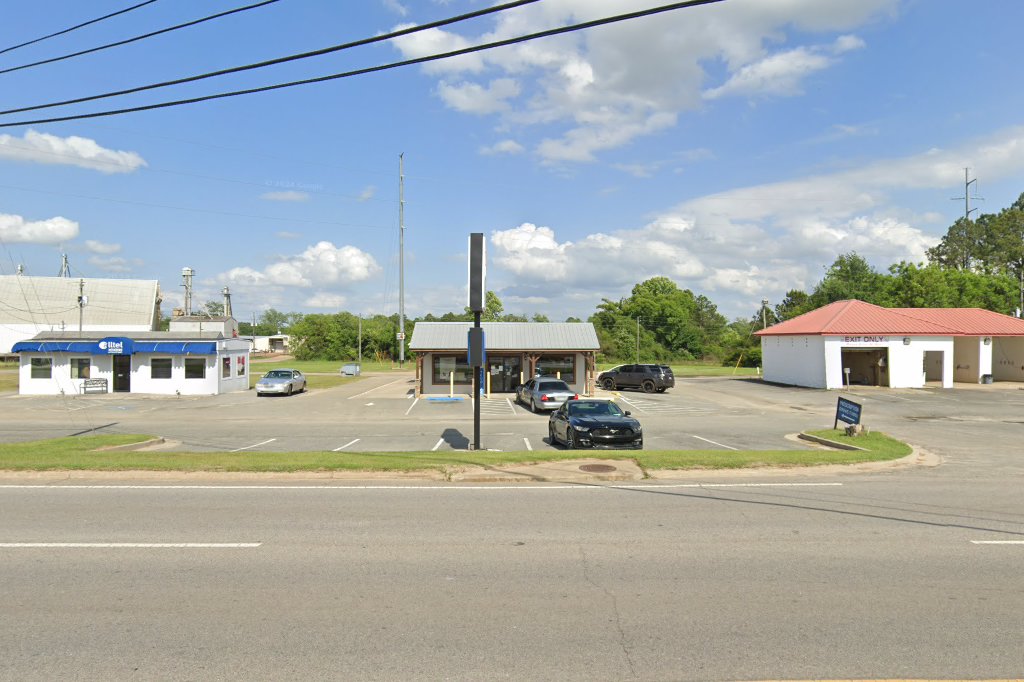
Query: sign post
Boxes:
[
  {"xmin": 834, "ymin": 397, "xmax": 862, "ymax": 430},
  {"xmin": 468, "ymin": 233, "xmax": 486, "ymax": 450}
]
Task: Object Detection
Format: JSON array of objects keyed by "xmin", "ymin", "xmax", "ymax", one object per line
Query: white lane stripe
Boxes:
[
  {"xmin": 523, "ymin": 437, "xmax": 532, "ymax": 451},
  {"xmin": 405, "ymin": 398, "xmax": 419, "ymax": 416},
  {"xmin": 0, "ymin": 543, "xmax": 261, "ymax": 548},
  {"xmin": 347, "ymin": 378, "xmax": 404, "ymax": 400},
  {"xmin": 691, "ymin": 435, "xmax": 738, "ymax": 451},
  {"xmin": 431, "ymin": 438, "xmax": 444, "ymax": 451},
  {"xmin": 332, "ymin": 439, "xmax": 360, "ymax": 452},
  {"xmin": 971, "ymin": 540, "xmax": 1024, "ymax": 545},
  {"xmin": 0, "ymin": 483, "xmax": 842, "ymax": 490},
  {"xmin": 229, "ymin": 438, "xmax": 276, "ymax": 453},
  {"xmin": 506, "ymin": 398, "xmax": 517, "ymax": 414}
]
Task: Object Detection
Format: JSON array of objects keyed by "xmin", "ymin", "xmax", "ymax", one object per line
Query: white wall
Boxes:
[
  {"xmin": 761, "ymin": 336, "xmax": 827, "ymax": 388},
  {"xmin": 992, "ymin": 337, "xmax": 1024, "ymax": 381}
]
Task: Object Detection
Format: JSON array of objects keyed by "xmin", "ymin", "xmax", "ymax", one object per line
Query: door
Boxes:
[
  {"xmin": 113, "ymin": 355, "xmax": 131, "ymax": 392},
  {"xmin": 488, "ymin": 356, "xmax": 522, "ymax": 393}
]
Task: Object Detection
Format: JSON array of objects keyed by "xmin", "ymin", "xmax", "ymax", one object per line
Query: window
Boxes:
[
  {"xmin": 185, "ymin": 358, "xmax": 206, "ymax": 379},
  {"xmin": 70, "ymin": 358, "xmax": 91, "ymax": 379},
  {"xmin": 30, "ymin": 357, "xmax": 52, "ymax": 379},
  {"xmin": 236, "ymin": 356, "xmax": 246, "ymax": 377},
  {"xmin": 222, "ymin": 356, "xmax": 231, "ymax": 378},
  {"xmin": 151, "ymin": 358, "xmax": 172, "ymax": 379},
  {"xmin": 432, "ymin": 355, "xmax": 473, "ymax": 385},
  {"xmin": 536, "ymin": 355, "xmax": 575, "ymax": 383}
]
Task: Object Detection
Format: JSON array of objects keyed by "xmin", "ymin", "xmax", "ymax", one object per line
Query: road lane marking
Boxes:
[
  {"xmin": 431, "ymin": 438, "xmax": 444, "ymax": 451},
  {"xmin": 405, "ymin": 398, "xmax": 419, "ymax": 416},
  {"xmin": 229, "ymin": 438, "xmax": 276, "ymax": 453},
  {"xmin": 0, "ymin": 483, "xmax": 843, "ymax": 490},
  {"xmin": 332, "ymin": 439, "xmax": 360, "ymax": 452},
  {"xmin": 506, "ymin": 398, "xmax": 517, "ymax": 414},
  {"xmin": 971, "ymin": 540, "xmax": 1024, "ymax": 545},
  {"xmin": 691, "ymin": 435, "xmax": 738, "ymax": 450},
  {"xmin": 0, "ymin": 543, "xmax": 261, "ymax": 548},
  {"xmin": 523, "ymin": 438, "xmax": 532, "ymax": 451},
  {"xmin": 347, "ymin": 378, "xmax": 405, "ymax": 400}
]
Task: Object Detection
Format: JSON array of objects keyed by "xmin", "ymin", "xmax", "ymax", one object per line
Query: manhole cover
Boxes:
[{"xmin": 579, "ymin": 464, "xmax": 617, "ymax": 473}]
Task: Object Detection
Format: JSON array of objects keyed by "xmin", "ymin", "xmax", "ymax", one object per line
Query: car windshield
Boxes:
[
  {"xmin": 538, "ymin": 381, "xmax": 571, "ymax": 392},
  {"xmin": 264, "ymin": 370, "xmax": 292, "ymax": 378},
  {"xmin": 568, "ymin": 401, "xmax": 624, "ymax": 417}
]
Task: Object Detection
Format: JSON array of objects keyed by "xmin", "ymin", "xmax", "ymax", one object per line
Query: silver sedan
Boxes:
[
  {"xmin": 515, "ymin": 377, "xmax": 578, "ymax": 413},
  {"xmin": 255, "ymin": 369, "xmax": 307, "ymax": 396}
]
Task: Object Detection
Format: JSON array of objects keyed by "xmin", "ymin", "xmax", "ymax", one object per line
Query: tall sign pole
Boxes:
[
  {"xmin": 398, "ymin": 153, "xmax": 406, "ymax": 368},
  {"xmin": 467, "ymin": 233, "xmax": 486, "ymax": 450}
]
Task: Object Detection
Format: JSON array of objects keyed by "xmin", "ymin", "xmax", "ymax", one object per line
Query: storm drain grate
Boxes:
[{"xmin": 579, "ymin": 464, "xmax": 617, "ymax": 473}]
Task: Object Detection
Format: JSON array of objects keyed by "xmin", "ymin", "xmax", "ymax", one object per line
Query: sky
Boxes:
[{"xmin": 1, "ymin": 0, "xmax": 1023, "ymax": 326}]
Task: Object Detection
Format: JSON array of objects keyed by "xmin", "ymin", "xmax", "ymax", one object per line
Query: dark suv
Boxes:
[{"xmin": 597, "ymin": 364, "xmax": 675, "ymax": 393}]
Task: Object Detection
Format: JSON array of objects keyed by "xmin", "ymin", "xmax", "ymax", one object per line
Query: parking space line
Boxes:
[
  {"xmin": 230, "ymin": 438, "xmax": 276, "ymax": 453},
  {"xmin": 0, "ymin": 543, "xmax": 261, "ymax": 549},
  {"xmin": 347, "ymin": 378, "xmax": 405, "ymax": 400},
  {"xmin": 506, "ymin": 398, "xmax": 518, "ymax": 414},
  {"xmin": 971, "ymin": 540, "xmax": 1024, "ymax": 545},
  {"xmin": 523, "ymin": 437, "xmax": 532, "ymax": 451},
  {"xmin": 405, "ymin": 398, "xmax": 419, "ymax": 416},
  {"xmin": 332, "ymin": 439, "xmax": 360, "ymax": 451},
  {"xmin": 691, "ymin": 435, "xmax": 738, "ymax": 450},
  {"xmin": 431, "ymin": 438, "xmax": 444, "ymax": 451}
]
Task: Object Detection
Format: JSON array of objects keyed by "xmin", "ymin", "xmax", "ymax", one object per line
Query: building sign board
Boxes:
[
  {"xmin": 839, "ymin": 336, "xmax": 889, "ymax": 344},
  {"xmin": 834, "ymin": 396, "xmax": 862, "ymax": 428},
  {"xmin": 97, "ymin": 337, "xmax": 134, "ymax": 355}
]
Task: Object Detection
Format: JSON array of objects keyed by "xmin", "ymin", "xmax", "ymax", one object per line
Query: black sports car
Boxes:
[{"xmin": 548, "ymin": 399, "xmax": 643, "ymax": 449}]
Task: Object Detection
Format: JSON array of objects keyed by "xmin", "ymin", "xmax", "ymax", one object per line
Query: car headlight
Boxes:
[
  {"xmin": 633, "ymin": 424, "xmax": 642, "ymax": 433},
  {"xmin": 572, "ymin": 425, "xmax": 590, "ymax": 432}
]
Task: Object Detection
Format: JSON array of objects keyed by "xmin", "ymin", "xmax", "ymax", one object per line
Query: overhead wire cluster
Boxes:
[{"xmin": 0, "ymin": 0, "xmax": 725, "ymax": 128}]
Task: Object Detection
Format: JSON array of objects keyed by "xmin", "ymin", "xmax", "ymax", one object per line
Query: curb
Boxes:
[{"xmin": 796, "ymin": 432, "xmax": 867, "ymax": 451}]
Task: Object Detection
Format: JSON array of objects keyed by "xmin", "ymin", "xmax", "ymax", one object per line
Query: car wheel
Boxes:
[
  {"xmin": 286, "ymin": 385, "xmax": 293, "ymax": 396},
  {"xmin": 256, "ymin": 392, "xmax": 263, "ymax": 397},
  {"xmin": 548, "ymin": 422, "xmax": 557, "ymax": 445},
  {"xmin": 601, "ymin": 378, "xmax": 615, "ymax": 391},
  {"xmin": 530, "ymin": 397, "xmax": 538, "ymax": 413},
  {"xmin": 566, "ymin": 428, "xmax": 578, "ymax": 449},
  {"xmin": 642, "ymin": 379, "xmax": 656, "ymax": 393},
  {"xmin": 656, "ymin": 387, "xmax": 666, "ymax": 393}
]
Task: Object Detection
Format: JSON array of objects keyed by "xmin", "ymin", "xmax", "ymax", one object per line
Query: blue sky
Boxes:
[{"xmin": 1, "ymin": 0, "xmax": 1023, "ymax": 325}]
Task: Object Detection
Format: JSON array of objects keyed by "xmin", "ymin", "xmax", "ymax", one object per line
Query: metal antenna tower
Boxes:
[
  {"xmin": 58, "ymin": 253, "xmax": 70, "ymax": 277},
  {"xmin": 181, "ymin": 267, "xmax": 194, "ymax": 316}
]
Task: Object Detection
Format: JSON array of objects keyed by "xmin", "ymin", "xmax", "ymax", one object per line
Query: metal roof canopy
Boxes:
[{"xmin": 409, "ymin": 322, "xmax": 600, "ymax": 351}]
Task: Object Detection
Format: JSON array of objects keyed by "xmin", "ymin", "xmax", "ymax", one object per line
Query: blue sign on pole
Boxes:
[{"xmin": 834, "ymin": 397, "xmax": 862, "ymax": 428}]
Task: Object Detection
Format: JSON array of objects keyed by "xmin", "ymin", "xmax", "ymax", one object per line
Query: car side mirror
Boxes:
[{"xmin": 624, "ymin": 411, "xmax": 631, "ymax": 416}]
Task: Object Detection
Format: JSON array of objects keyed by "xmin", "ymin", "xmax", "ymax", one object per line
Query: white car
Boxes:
[{"xmin": 256, "ymin": 369, "xmax": 306, "ymax": 396}]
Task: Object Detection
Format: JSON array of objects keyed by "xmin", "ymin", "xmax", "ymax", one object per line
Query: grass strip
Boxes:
[{"xmin": 0, "ymin": 429, "xmax": 911, "ymax": 473}]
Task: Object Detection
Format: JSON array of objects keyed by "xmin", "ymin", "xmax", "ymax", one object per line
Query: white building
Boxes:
[
  {"xmin": 13, "ymin": 330, "xmax": 250, "ymax": 396},
  {"xmin": 756, "ymin": 299, "xmax": 1024, "ymax": 389},
  {"xmin": 0, "ymin": 275, "xmax": 160, "ymax": 355}
]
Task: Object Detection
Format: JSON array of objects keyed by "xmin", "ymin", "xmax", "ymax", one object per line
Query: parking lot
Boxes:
[{"xmin": 3, "ymin": 372, "xmax": 1024, "ymax": 473}]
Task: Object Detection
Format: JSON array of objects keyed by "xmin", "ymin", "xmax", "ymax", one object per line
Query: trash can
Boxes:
[{"xmin": 981, "ymin": 374, "xmax": 993, "ymax": 384}]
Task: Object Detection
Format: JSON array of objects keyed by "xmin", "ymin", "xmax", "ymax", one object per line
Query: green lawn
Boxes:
[
  {"xmin": 0, "ymin": 369, "xmax": 17, "ymax": 393},
  {"xmin": 0, "ymin": 429, "xmax": 911, "ymax": 474}
]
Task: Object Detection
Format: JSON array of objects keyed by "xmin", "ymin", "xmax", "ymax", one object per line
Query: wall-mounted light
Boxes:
[
  {"xmin": 983, "ymin": 337, "xmax": 991, "ymax": 345},
  {"xmin": 903, "ymin": 337, "xmax": 911, "ymax": 345}
]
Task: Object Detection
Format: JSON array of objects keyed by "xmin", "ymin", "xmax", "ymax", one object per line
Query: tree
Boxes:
[
  {"xmin": 773, "ymin": 290, "xmax": 812, "ymax": 321},
  {"xmin": 810, "ymin": 252, "xmax": 886, "ymax": 307},
  {"xmin": 203, "ymin": 300, "xmax": 224, "ymax": 317}
]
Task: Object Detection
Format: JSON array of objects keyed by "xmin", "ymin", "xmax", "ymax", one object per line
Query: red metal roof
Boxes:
[{"xmin": 755, "ymin": 300, "xmax": 1024, "ymax": 336}]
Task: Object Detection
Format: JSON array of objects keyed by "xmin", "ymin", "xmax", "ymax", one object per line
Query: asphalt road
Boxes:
[{"xmin": 2, "ymin": 376, "xmax": 1023, "ymax": 679}]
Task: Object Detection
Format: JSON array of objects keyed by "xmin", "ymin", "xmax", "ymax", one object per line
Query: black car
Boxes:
[
  {"xmin": 597, "ymin": 364, "xmax": 674, "ymax": 393},
  {"xmin": 548, "ymin": 399, "xmax": 643, "ymax": 449}
]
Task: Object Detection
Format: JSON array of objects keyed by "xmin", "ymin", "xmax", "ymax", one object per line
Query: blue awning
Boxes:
[
  {"xmin": 12, "ymin": 340, "xmax": 218, "ymax": 355},
  {"xmin": 132, "ymin": 342, "xmax": 217, "ymax": 355}
]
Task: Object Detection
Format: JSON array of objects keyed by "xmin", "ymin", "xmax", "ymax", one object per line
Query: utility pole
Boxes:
[
  {"xmin": 635, "ymin": 317, "xmax": 640, "ymax": 364},
  {"xmin": 952, "ymin": 167, "xmax": 983, "ymax": 222},
  {"xmin": 762, "ymin": 299, "xmax": 769, "ymax": 329},
  {"xmin": 398, "ymin": 153, "xmax": 406, "ymax": 368},
  {"xmin": 77, "ymin": 279, "xmax": 85, "ymax": 333},
  {"xmin": 358, "ymin": 315, "xmax": 362, "ymax": 364}
]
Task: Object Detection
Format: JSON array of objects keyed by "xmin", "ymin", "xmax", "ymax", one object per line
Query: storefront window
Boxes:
[
  {"xmin": 31, "ymin": 358, "xmax": 52, "ymax": 379},
  {"xmin": 536, "ymin": 355, "xmax": 575, "ymax": 383},
  {"xmin": 432, "ymin": 355, "xmax": 473, "ymax": 385},
  {"xmin": 222, "ymin": 357, "xmax": 231, "ymax": 378},
  {"xmin": 185, "ymin": 358, "xmax": 206, "ymax": 379},
  {"xmin": 151, "ymin": 358, "xmax": 172, "ymax": 379},
  {"xmin": 70, "ymin": 358, "xmax": 91, "ymax": 379},
  {"xmin": 236, "ymin": 356, "xmax": 246, "ymax": 377}
]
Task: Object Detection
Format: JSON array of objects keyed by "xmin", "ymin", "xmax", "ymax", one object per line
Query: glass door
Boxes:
[
  {"xmin": 487, "ymin": 356, "xmax": 522, "ymax": 392},
  {"xmin": 113, "ymin": 355, "xmax": 131, "ymax": 392}
]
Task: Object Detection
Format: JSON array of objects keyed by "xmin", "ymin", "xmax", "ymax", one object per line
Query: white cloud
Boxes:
[
  {"xmin": 358, "ymin": 186, "xmax": 376, "ymax": 202},
  {"xmin": 0, "ymin": 130, "xmax": 146, "ymax": 174},
  {"xmin": 0, "ymin": 213, "xmax": 78, "ymax": 244},
  {"xmin": 438, "ymin": 78, "xmax": 520, "ymax": 114},
  {"xmin": 276, "ymin": 231, "xmax": 301, "ymax": 239},
  {"xmin": 217, "ymin": 241, "xmax": 380, "ymax": 290},
  {"xmin": 305, "ymin": 292, "xmax": 348, "ymax": 308},
  {"xmin": 84, "ymin": 239, "xmax": 121, "ymax": 255},
  {"xmin": 381, "ymin": 0, "xmax": 407, "ymax": 16},
  {"xmin": 389, "ymin": 0, "xmax": 895, "ymax": 163},
  {"xmin": 480, "ymin": 139, "xmax": 524, "ymax": 155},
  {"xmin": 88, "ymin": 255, "xmax": 140, "ymax": 273},
  {"xmin": 261, "ymin": 190, "xmax": 310, "ymax": 202}
]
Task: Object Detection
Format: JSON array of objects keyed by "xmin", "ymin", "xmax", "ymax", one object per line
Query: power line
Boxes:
[
  {"xmin": 0, "ymin": 0, "xmax": 282, "ymax": 77},
  {"xmin": 0, "ymin": 0, "xmax": 160, "ymax": 57},
  {"xmin": 0, "ymin": 0, "xmax": 541, "ymax": 117},
  {"xmin": 0, "ymin": 0, "xmax": 725, "ymax": 128}
]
